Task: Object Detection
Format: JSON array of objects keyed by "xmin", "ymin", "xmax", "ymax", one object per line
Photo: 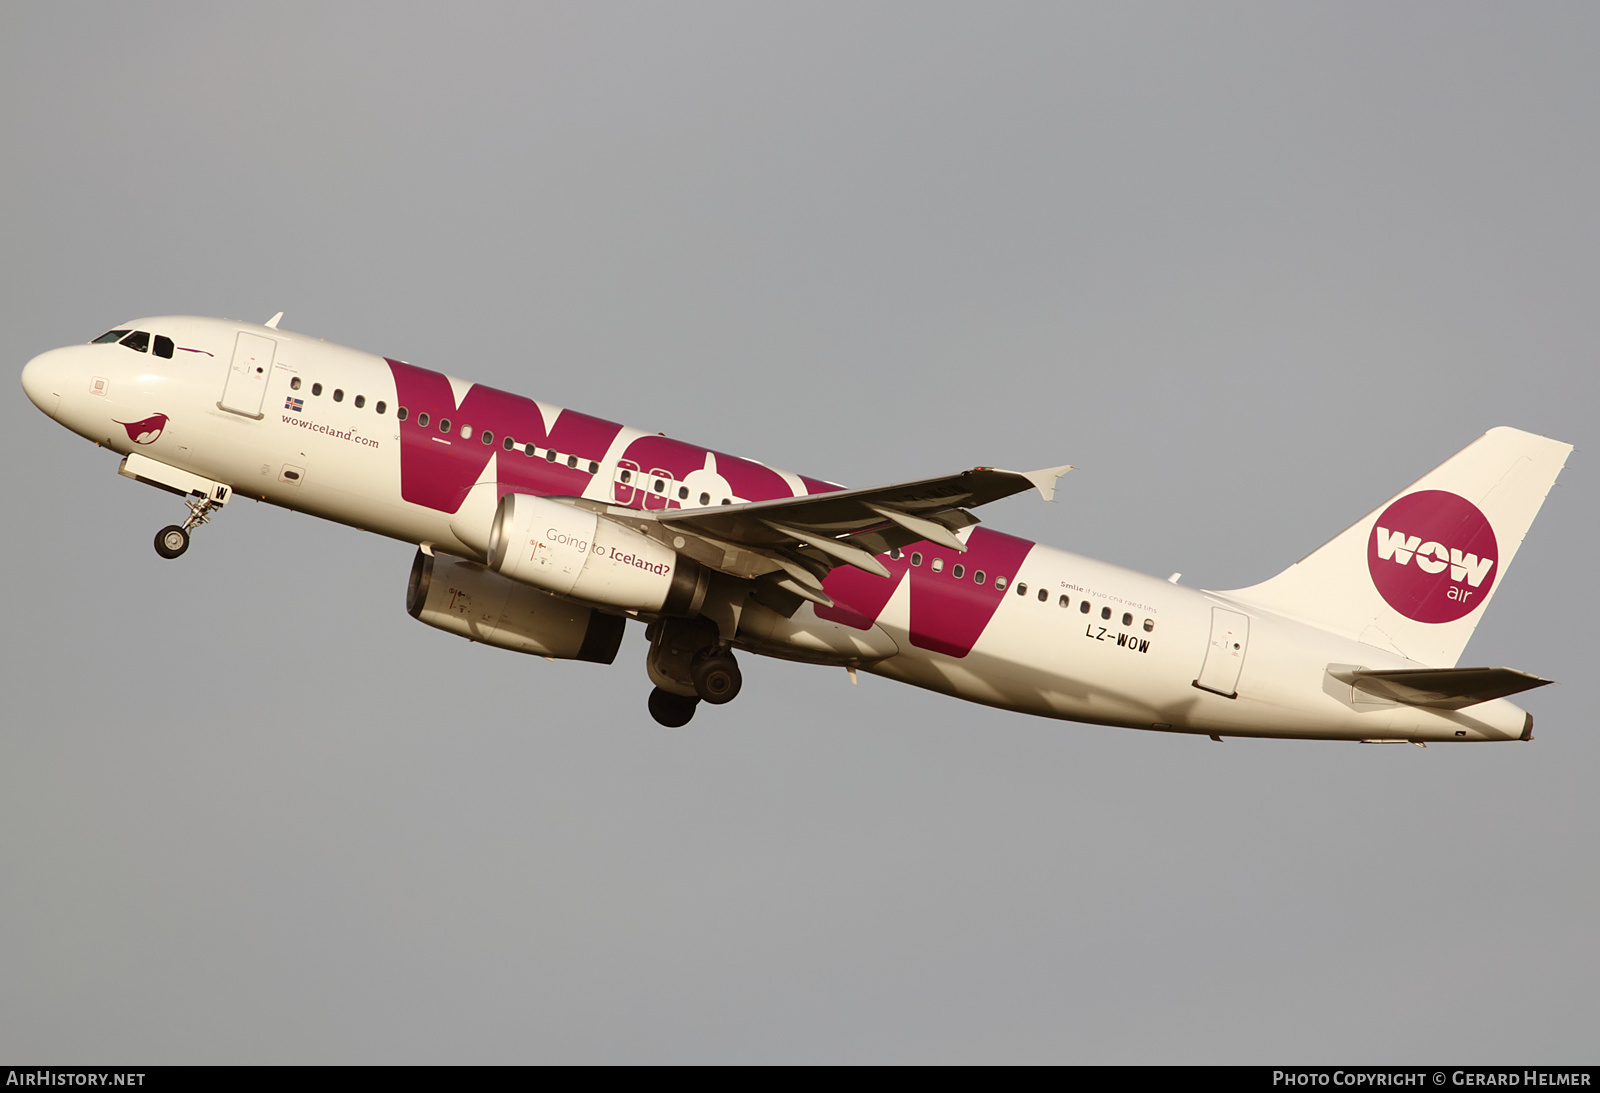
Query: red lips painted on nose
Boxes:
[{"xmin": 114, "ymin": 413, "xmax": 169, "ymax": 445}]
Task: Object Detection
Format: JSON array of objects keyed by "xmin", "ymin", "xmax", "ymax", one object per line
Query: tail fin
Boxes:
[{"xmin": 1223, "ymin": 426, "xmax": 1572, "ymax": 667}]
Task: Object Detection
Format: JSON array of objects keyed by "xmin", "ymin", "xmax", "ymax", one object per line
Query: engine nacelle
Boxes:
[
  {"xmin": 487, "ymin": 493, "xmax": 707, "ymax": 616},
  {"xmin": 406, "ymin": 549, "xmax": 625, "ymax": 663}
]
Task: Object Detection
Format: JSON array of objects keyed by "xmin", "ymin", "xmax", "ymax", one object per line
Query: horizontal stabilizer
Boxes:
[{"xmin": 1331, "ymin": 666, "xmax": 1552, "ymax": 710}]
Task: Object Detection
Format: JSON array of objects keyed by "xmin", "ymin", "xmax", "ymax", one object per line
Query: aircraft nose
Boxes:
[{"xmin": 20, "ymin": 347, "xmax": 69, "ymax": 417}]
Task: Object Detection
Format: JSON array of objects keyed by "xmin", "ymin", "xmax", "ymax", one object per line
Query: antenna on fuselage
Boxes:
[{"xmin": 265, "ymin": 312, "xmax": 283, "ymax": 329}]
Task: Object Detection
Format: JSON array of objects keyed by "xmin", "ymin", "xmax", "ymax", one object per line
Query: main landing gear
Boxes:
[
  {"xmin": 645, "ymin": 617, "xmax": 744, "ymax": 727},
  {"xmin": 153, "ymin": 493, "xmax": 227, "ymax": 560}
]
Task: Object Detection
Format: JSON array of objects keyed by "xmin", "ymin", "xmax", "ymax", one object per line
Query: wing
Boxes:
[{"xmin": 607, "ymin": 464, "xmax": 1072, "ymax": 609}]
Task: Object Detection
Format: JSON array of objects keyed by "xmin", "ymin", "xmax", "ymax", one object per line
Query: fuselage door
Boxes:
[
  {"xmin": 220, "ymin": 331, "xmax": 275, "ymax": 418},
  {"xmin": 1194, "ymin": 607, "xmax": 1250, "ymax": 698},
  {"xmin": 614, "ymin": 459, "xmax": 640, "ymax": 506},
  {"xmin": 644, "ymin": 467, "xmax": 675, "ymax": 511}
]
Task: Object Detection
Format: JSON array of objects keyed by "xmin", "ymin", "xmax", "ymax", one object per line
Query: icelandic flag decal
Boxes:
[{"xmin": 285, "ymin": 397, "xmax": 304, "ymax": 412}]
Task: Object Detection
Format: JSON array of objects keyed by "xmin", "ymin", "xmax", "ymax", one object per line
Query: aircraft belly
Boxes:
[{"xmin": 736, "ymin": 601, "xmax": 899, "ymax": 664}]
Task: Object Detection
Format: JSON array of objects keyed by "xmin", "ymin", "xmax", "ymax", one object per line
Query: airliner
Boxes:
[{"xmin": 20, "ymin": 314, "xmax": 1572, "ymax": 739}]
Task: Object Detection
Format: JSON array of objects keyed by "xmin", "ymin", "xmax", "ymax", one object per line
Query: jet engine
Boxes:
[
  {"xmin": 487, "ymin": 493, "xmax": 708, "ymax": 616},
  {"xmin": 406, "ymin": 549, "xmax": 625, "ymax": 663}
]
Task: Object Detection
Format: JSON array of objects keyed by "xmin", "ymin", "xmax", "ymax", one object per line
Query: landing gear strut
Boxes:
[{"xmin": 153, "ymin": 493, "xmax": 226, "ymax": 560}]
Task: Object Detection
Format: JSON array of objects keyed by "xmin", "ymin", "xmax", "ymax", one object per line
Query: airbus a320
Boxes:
[{"xmin": 20, "ymin": 315, "xmax": 1572, "ymax": 740}]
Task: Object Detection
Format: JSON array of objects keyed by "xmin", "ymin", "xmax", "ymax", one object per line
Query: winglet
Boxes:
[
  {"xmin": 1013, "ymin": 464, "xmax": 1074, "ymax": 502},
  {"xmin": 265, "ymin": 312, "xmax": 284, "ymax": 329}
]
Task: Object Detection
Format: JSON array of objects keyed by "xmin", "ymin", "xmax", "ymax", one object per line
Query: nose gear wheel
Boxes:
[{"xmin": 152, "ymin": 494, "xmax": 225, "ymax": 560}]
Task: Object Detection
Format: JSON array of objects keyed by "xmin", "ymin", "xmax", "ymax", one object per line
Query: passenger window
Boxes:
[
  {"xmin": 1037, "ymin": 588, "xmax": 1047, "ymax": 602},
  {"xmin": 354, "ymin": 394, "xmax": 365, "ymax": 408},
  {"xmin": 889, "ymin": 547, "xmax": 902, "ymax": 561},
  {"xmin": 699, "ymin": 492, "xmax": 710, "ymax": 505},
  {"xmin": 995, "ymin": 576, "xmax": 1007, "ymax": 590},
  {"xmin": 523, "ymin": 444, "xmax": 535, "ymax": 457},
  {"xmin": 503, "ymin": 436, "xmax": 515, "ymax": 451},
  {"xmin": 952, "ymin": 564, "xmax": 964, "ymax": 579},
  {"xmin": 653, "ymin": 479, "xmax": 665, "ymax": 492},
  {"xmin": 931, "ymin": 558, "xmax": 944, "ymax": 573},
  {"xmin": 620, "ymin": 469, "xmax": 632, "ymax": 483},
  {"xmin": 1016, "ymin": 582, "xmax": 1027, "ymax": 596},
  {"xmin": 911, "ymin": 552, "xmax": 922, "ymax": 566},
  {"xmin": 376, "ymin": 401, "xmax": 386, "ymax": 415},
  {"xmin": 1080, "ymin": 601, "xmax": 1091, "ymax": 614},
  {"xmin": 120, "ymin": 331, "xmax": 150, "ymax": 352},
  {"xmin": 482, "ymin": 431, "xmax": 494, "ymax": 445},
  {"xmin": 416, "ymin": 412, "xmax": 429, "ymax": 427},
  {"xmin": 568, "ymin": 455, "xmax": 580, "ymax": 469},
  {"xmin": 588, "ymin": 461, "xmax": 599, "ymax": 474},
  {"xmin": 974, "ymin": 569, "xmax": 985, "ymax": 584},
  {"xmin": 312, "ymin": 383, "xmax": 323, "ymax": 396},
  {"xmin": 1143, "ymin": 619, "xmax": 1155, "ymax": 633},
  {"xmin": 677, "ymin": 486, "xmax": 688, "ymax": 499},
  {"xmin": 333, "ymin": 389, "xmax": 343, "ymax": 402},
  {"xmin": 1058, "ymin": 595, "xmax": 1069, "ymax": 608},
  {"xmin": 290, "ymin": 377, "xmax": 302, "ymax": 391},
  {"xmin": 153, "ymin": 335, "xmax": 174, "ymax": 359},
  {"xmin": 720, "ymin": 498, "xmax": 732, "ymax": 505},
  {"xmin": 546, "ymin": 450, "xmax": 558, "ymax": 462},
  {"xmin": 1122, "ymin": 612, "xmax": 1133, "ymax": 626},
  {"xmin": 1101, "ymin": 606, "xmax": 1112, "ymax": 620},
  {"xmin": 439, "ymin": 418, "xmax": 451, "ymax": 433},
  {"xmin": 397, "ymin": 407, "xmax": 408, "ymax": 422}
]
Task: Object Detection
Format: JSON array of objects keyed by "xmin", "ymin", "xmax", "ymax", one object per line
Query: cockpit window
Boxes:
[
  {"xmin": 93, "ymin": 330, "xmax": 130, "ymax": 344},
  {"xmin": 119, "ymin": 330, "xmax": 151, "ymax": 353},
  {"xmin": 153, "ymin": 335, "xmax": 174, "ymax": 359}
]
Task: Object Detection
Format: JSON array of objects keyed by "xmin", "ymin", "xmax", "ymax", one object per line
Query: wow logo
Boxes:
[
  {"xmin": 115, "ymin": 413, "xmax": 168, "ymax": 445},
  {"xmin": 1367, "ymin": 490, "xmax": 1497, "ymax": 623}
]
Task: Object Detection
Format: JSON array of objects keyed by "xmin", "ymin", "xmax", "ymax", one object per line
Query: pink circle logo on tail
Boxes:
[{"xmin": 1367, "ymin": 490, "xmax": 1498, "ymax": 623}]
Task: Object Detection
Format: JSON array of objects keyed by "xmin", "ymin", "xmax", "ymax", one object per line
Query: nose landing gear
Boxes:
[{"xmin": 153, "ymin": 491, "xmax": 228, "ymax": 560}]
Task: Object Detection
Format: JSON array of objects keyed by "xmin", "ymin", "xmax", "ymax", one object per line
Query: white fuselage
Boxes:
[{"xmin": 21, "ymin": 316, "xmax": 1536, "ymax": 742}]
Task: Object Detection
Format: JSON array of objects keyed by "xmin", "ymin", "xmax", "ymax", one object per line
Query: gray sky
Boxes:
[{"xmin": 2, "ymin": 2, "xmax": 1595, "ymax": 1064}]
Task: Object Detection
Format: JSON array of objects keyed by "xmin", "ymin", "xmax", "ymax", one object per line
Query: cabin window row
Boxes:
[
  {"xmin": 288, "ymin": 375, "xmax": 388, "ymax": 415},
  {"xmin": 613, "ymin": 468, "xmax": 734, "ymax": 506},
  {"xmin": 281, "ymin": 378, "xmax": 736, "ymax": 505},
  {"xmin": 405, "ymin": 408, "xmax": 604, "ymax": 473},
  {"xmin": 883, "ymin": 548, "xmax": 1156, "ymax": 632}
]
